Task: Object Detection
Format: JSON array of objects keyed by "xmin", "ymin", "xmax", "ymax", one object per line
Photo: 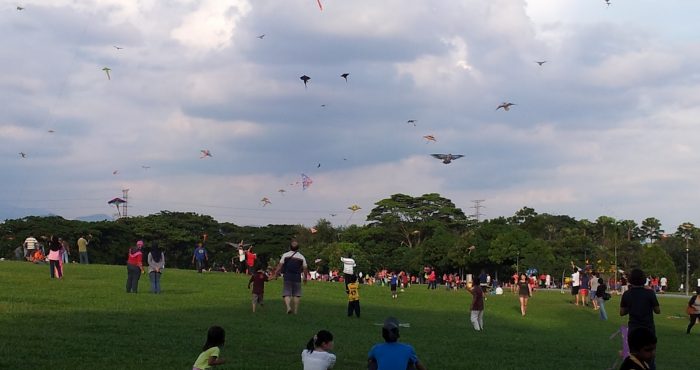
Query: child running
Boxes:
[
  {"xmin": 347, "ymin": 275, "xmax": 360, "ymax": 318},
  {"xmin": 248, "ymin": 266, "xmax": 269, "ymax": 313},
  {"xmin": 193, "ymin": 326, "xmax": 226, "ymax": 370},
  {"xmin": 302, "ymin": 330, "xmax": 336, "ymax": 370}
]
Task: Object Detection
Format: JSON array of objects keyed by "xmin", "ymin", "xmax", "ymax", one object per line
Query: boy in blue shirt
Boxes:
[
  {"xmin": 192, "ymin": 242, "xmax": 208, "ymax": 273},
  {"xmin": 368, "ymin": 317, "xmax": 426, "ymax": 370}
]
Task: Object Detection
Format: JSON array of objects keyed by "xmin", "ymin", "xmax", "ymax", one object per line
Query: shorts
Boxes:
[
  {"xmin": 390, "ymin": 284, "xmax": 397, "ymax": 292},
  {"xmin": 579, "ymin": 288, "xmax": 589, "ymax": 296},
  {"xmin": 252, "ymin": 293, "xmax": 264, "ymax": 305},
  {"xmin": 571, "ymin": 286, "xmax": 580, "ymax": 295},
  {"xmin": 282, "ymin": 280, "xmax": 302, "ymax": 297}
]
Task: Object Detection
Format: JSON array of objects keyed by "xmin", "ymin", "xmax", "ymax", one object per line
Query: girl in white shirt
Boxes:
[{"xmin": 302, "ymin": 330, "xmax": 336, "ymax": 370}]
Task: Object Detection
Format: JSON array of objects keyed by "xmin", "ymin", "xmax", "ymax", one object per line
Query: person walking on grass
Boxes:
[
  {"xmin": 192, "ymin": 242, "xmax": 208, "ymax": 273},
  {"xmin": 248, "ymin": 266, "xmax": 269, "ymax": 313},
  {"xmin": 595, "ymin": 277, "xmax": 609, "ymax": 320},
  {"xmin": 302, "ymin": 330, "xmax": 336, "ymax": 370},
  {"xmin": 47, "ymin": 236, "xmax": 63, "ymax": 279},
  {"xmin": 272, "ymin": 238, "xmax": 308, "ymax": 314},
  {"xmin": 518, "ymin": 274, "xmax": 531, "ymax": 317},
  {"xmin": 126, "ymin": 240, "xmax": 144, "ymax": 293},
  {"xmin": 467, "ymin": 279, "xmax": 484, "ymax": 331},
  {"xmin": 368, "ymin": 317, "xmax": 427, "ymax": 370},
  {"xmin": 590, "ymin": 272, "xmax": 600, "ymax": 310},
  {"xmin": 147, "ymin": 241, "xmax": 165, "ymax": 294},
  {"xmin": 620, "ymin": 268, "xmax": 660, "ymax": 370},
  {"xmin": 347, "ymin": 275, "xmax": 360, "ymax": 318},
  {"xmin": 686, "ymin": 287, "xmax": 700, "ymax": 334},
  {"xmin": 193, "ymin": 326, "xmax": 226, "ymax": 370}
]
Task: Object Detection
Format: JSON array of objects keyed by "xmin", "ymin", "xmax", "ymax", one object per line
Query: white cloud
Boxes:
[{"xmin": 170, "ymin": 0, "xmax": 251, "ymax": 52}]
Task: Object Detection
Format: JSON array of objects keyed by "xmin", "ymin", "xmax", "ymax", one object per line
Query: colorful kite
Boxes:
[
  {"xmin": 200, "ymin": 149, "xmax": 212, "ymax": 159},
  {"xmin": 317, "ymin": 0, "xmax": 323, "ymax": 11},
  {"xmin": 301, "ymin": 174, "xmax": 313, "ymax": 190},
  {"xmin": 108, "ymin": 197, "xmax": 127, "ymax": 217},
  {"xmin": 261, "ymin": 197, "xmax": 271, "ymax": 207},
  {"xmin": 310, "ymin": 227, "xmax": 318, "ymax": 234},
  {"xmin": 348, "ymin": 204, "xmax": 361, "ymax": 212},
  {"xmin": 102, "ymin": 67, "xmax": 111, "ymax": 80},
  {"xmin": 423, "ymin": 135, "xmax": 436, "ymax": 143}
]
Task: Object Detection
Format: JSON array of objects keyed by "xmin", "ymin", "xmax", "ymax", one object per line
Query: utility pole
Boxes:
[{"xmin": 471, "ymin": 199, "xmax": 485, "ymax": 222}]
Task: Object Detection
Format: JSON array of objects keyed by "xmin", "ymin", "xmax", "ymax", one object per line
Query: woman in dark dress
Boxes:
[{"xmin": 518, "ymin": 274, "xmax": 532, "ymax": 316}]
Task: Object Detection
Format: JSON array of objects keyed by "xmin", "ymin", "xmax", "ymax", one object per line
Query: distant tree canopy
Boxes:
[{"xmin": 2, "ymin": 195, "xmax": 698, "ymax": 290}]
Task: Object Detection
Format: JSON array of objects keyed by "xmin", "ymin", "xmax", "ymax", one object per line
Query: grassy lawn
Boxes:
[{"xmin": 0, "ymin": 261, "xmax": 696, "ymax": 369}]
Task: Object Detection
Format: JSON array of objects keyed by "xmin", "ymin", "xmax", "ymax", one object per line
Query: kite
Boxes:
[
  {"xmin": 301, "ymin": 174, "xmax": 313, "ymax": 190},
  {"xmin": 300, "ymin": 75, "xmax": 310, "ymax": 88},
  {"xmin": 348, "ymin": 204, "xmax": 361, "ymax": 212},
  {"xmin": 341, "ymin": 73, "xmax": 349, "ymax": 82},
  {"xmin": 317, "ymin": 163, "xmax": 321, "ymax": 168},
  {"xmin": 316, "ymin": 0, "xmax": 323, "ymax": 11},
  {"xmin": 314, "ymin": 258, "xmax": 323, "ymax": 264},
  {"xmin": 430, "ymin": 154, "xmax": 464, "ymax": 164},
  {"xmin": 102, "ymin": 67, "xmax": 111, "ymax": 80},
  {"xmin": 330, "ymin": 213, "xmax": 337, "ymax": 217},
  {"xmin": 108, "ymin": 197, "xmax": 127, "ymax": 217},
  {"xmin": 407, "ymin": 119, "xmax": 417, "ymax": 126},
  {"xmin": 496, "ymin": 102, "xmax": 516, "ymax": 111},
  {"xmin": 200, "ymin": 149, "xmax": 212, "ymax": 159},
  {"xmin": 278, "ymin": 189, "xmax": 286, "ymax": 195},
  {"xmin": 423, "ymin": 135, "xmax": 436, "ymax": 143},
  {"xmin": 113, "ymin": 46, "xmax": 123, "ymax": 50},
  {"xmin": 310, "ymin": 227, "xmax": 318, "ymax": 234},
  {"xmin": 17, "ymin": 6, "xmax": 24, "ymax": 11},
  {"xmin": 535, "ymin": 61, "xmax": 547, "ymax": 66},
  {"xmin": 468, "ymin": 245, "xmax": 476, "ymax": 255},
  {"xmin": 47, "ymin": 129, "xmax": 55, "ymax": 133},
  {"xmin": 605, "ymin": 0, "xmax": 611, "ymax": 6},
  {"xmin": 261, "ymin": 197, "xmax": 271, "ymax": 207},
  {"xmin": 112, "ymin": 170, "xmax": 119, "ymax": 175},
  {"xmin": 257, "ymin": 34, "xmax": 265, "ymax": 39},
  {"xmin": 19, "ymin": 152, "xmax": 27, "ymax": 158},
  {"xmin": 141, "ymin": 165, "xmax": 150, "ymax": 170},
  {"xmin": 320, "ymin": 104, "xmax": 326, "ymax": 108}
]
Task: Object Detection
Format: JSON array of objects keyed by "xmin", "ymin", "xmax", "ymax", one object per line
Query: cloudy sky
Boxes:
[{"xmin": 2, "ymin": 0, "xmax": 700, "ymax": 229}]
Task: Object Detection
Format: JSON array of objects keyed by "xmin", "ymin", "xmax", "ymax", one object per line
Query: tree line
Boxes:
[{"xmin": 1, "ymin": 193, "xmax": 697, "ymax": 290}]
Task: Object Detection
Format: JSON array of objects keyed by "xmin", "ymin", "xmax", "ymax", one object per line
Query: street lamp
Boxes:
[{"xmin": 682, "ymin": 223, "xmax": 693, "ymax": 296}]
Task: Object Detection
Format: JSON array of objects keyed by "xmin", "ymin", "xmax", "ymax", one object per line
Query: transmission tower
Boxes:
[
  {"xmin": 122, "ymin": 188, "xmax": 129, "ymax": 218},
  {"xmin": 470, "ymin": 199, "xmax": 485, "ymax": 222}
]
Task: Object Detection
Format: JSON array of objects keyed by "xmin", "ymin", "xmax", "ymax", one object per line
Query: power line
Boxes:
[{"xmin": 471, "ymin": 199, "xmax": 485, "ymax": 222}]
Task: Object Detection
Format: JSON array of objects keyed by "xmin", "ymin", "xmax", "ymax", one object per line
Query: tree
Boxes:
[
  {"xmin": 488, "ymin": 226, "xmax": 531, "ymax": 273},
  {"xmin": 641, "ymin": 245, "xmax": 679, "ymax": 291},
  {"xmin": 640, "ymin": 217, "xmax": 664, "ymax": 244}
]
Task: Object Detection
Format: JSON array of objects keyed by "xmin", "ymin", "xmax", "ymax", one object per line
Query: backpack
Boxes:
[{"xmin": 603, "ymin": 292, "xmax": 611, "ymax": 301}]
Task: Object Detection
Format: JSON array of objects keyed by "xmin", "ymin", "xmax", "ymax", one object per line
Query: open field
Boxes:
[{"xmin": 0, "ymin": 261, "xmax": 696, "ymax": 369}]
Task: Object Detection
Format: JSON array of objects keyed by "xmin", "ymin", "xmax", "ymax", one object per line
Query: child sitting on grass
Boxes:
[
  {"xmin": 302, "ymin": 330, "xmax": 336, "ymax": 370},
  {"xmin": 619, "ymin": 327, "xmax": 656, "ymax": 370},
  {"xmin": 193, "ymin": 326, "xmax": 226, "ymax": 370},
  {"xmin": 248, "ymin": 266, "xmax": 269, "ymax": 313}
]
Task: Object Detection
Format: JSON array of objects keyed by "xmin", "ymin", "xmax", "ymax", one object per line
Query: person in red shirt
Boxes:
[
  {"xmin": 126, "ymin": 240, "xmax": 145, "ymax": 293},
  {"xmin": 428, "ymin": 270, "xmax": 436, "ymax": 290},
  {"xmin": 245, "ymin": 246, "xmax": 257, "ymax": 275},
  {"xmin": 248, "ymin": 267, "xmax": 269, "ymax": 312}
]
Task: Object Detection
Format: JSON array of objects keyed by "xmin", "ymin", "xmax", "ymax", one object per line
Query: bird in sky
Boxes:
[
  {"xmin": 19, "ymin": 152, "xmax": 27, "ymax": 158},
  {"xmin": 300, "ymin": 75, "xmax": 310, "ymax": 88},
  {"xmin": 102, "ymin": 67, "xmax": 111, "ymax": 80},
  {"xmin": 16, "ymin": 6, "xmax": 24, "ymax": 11},
  {"xmin": 200, "ymin": 149, "xmax": 212, "ymax": 159},
  {"xmin": 407, "ymin": 119, "xmax": 417, "ymax": 126},
  {"xmin": 535, "ymin": 61, "xmax": 547, "ymax": 66},
  {"xmin": 496, "ymin": 102, "xmax": 516, "ymax": 111},
  {"xmin": 431, "ymin": 153, "xmax": 464, "ymax": 164},
  {"xmin": 257, "ymin": 34, "xmax": 265, "ymax": 39},
  {"xmin": 341, "ymin": 73, "xmax": 349, "ymax": 82},
  {"xmin": 113, "ymin": 46, "xmax": 123, "ymax": 50}
]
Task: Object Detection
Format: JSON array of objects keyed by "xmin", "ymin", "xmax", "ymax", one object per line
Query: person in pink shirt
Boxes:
[
  {"xmin": 126, "ymin": 240, "xmax": 145, "ymax": 293},
  {"xmin": 47, "ymin": 235, "xmax": 63, "ymax": 279}
]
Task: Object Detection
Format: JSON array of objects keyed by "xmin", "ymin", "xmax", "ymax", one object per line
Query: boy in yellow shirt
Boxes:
[{"xmin": 347, "ymin": 275, "xmax": 360, "ymax": 318}]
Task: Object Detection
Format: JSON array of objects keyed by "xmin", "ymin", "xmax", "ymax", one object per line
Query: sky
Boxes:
[{"xmin": 2, "ymin": 0, "xmax": 700, "ymax": 229}]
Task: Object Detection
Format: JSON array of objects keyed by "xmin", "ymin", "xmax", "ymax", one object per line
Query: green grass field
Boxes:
[{"xmin": 0, "ymin": 261, "xmax": 696, "ymax": 369}]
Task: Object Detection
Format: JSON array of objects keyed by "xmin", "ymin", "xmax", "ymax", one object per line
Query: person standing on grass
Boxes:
[
  {"xmin": 237, "ymin": 244, "xmax": 246, "ymax": 273},
  {"xmin": 192, "ymin": 242, "xmax": 208, "ymax": 273},
  {"xmin": 272, "ymin": 238, "xmax": 309, "ymax": 314},
  {"xmin": 686, "ymin": 287, "xmax": 700, "ymax": 334},
  {"xmin": 302, "ymin": 330, "xmax": 336, "ymax": 370},
  {"xmin": 347, "ymin": 275, "xmax": 360, "ymax": 318},
  {"xmin": 245, "ymin": 245, "xmax": 257, "ymax": 274},
  {"xmin": 571, "ymin": 267, "xmax": 581, "ymax": 305},
  {"xmin": 126, "ymin": 240, "xmax": 144, "ymax": 293},
  {"xmin": 518, "ymin": 274, "xmax": 531, "ymax": 317},
  {"xmin": 579, "ymin": 271, "xmax": 590, "ymax": 307},
  {"xmin": 47, "ymin": 236, "xmax": 63, "ymax": 279},
  {"xmin": 59, "ymin": 238, "xmax": 70, "ymax": 264},
  {"xmin": 77, "ymin": 234, "xmax": 89, "ymax": 264},
  {"xmin": 620, "ymin": 268, "xmax": 660, "ymax": 370},
  {"xmin": 248, "ymin": 266, "xmax": 268, "ymax": 313},
  {"xmin": 368, "ymin": 317, "xmax": 427, "ymax": 370},
  {"xmin": 147, "ymin": 241, "xmax": 165, "ymax": 294},
  {"xmin": 595, "ymin": 277, "xmax": 609, "ymax": 320},
  {"xmin": 467, "ymin": 279, "xmax": 484, "ymax": 331},
  {"xmin": 340, "ymin": 252, "xmax": 356, "ymax": 293},
  {"xmin": 193, "ymin": 326, "xmax": 226, "ymax": 370},
  {"xmin": 390, "ymin": 272, "xmax": 398, "ymax": 299}
]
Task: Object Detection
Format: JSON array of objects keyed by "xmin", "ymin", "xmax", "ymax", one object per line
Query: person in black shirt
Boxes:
[{"xmin": 620, "ymin": 269, "xmax": 659, "ymax": 370}]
